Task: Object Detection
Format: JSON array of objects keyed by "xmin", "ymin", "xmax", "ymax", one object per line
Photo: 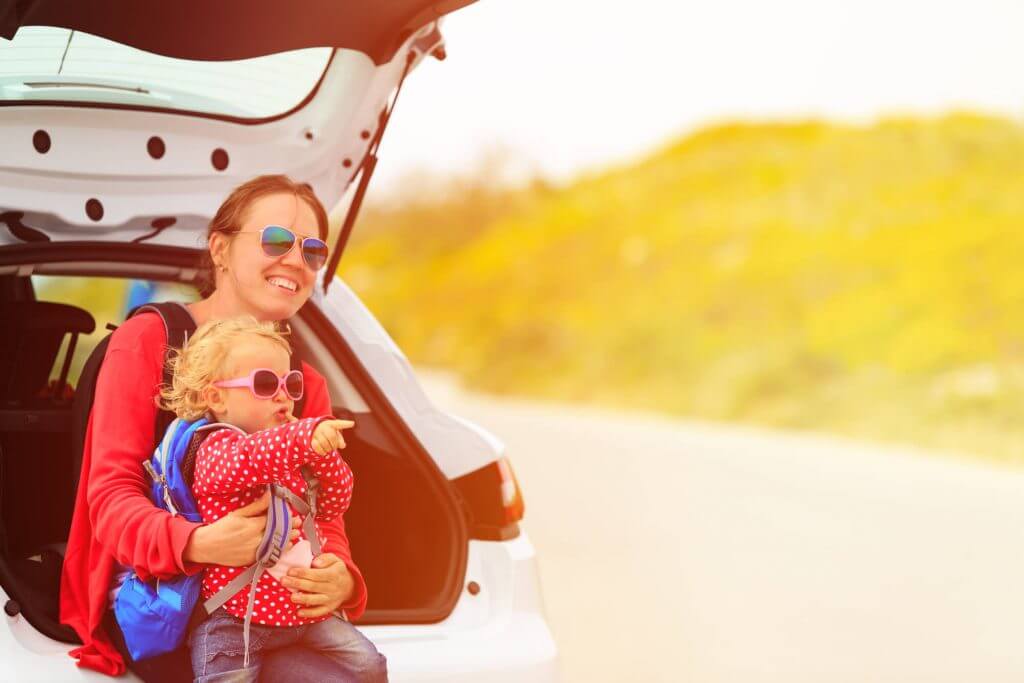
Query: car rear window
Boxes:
[
  {"xmin": 0, "ymin": 27, "xmax": 332, "ymax": 119},
  {"xmin": 31, "ymin": 275, "xmax": 197, "ymax": 387}
]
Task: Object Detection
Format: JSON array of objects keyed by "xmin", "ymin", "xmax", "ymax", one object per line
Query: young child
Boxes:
[{"xmin": 159, "ymin": 316, "xmax": 387, "ymax": 682}]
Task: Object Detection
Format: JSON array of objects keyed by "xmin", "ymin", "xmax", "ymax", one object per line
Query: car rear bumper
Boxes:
[{"xmin": 360, "ymin": 533, "xmax": 561, "ymax": 681}]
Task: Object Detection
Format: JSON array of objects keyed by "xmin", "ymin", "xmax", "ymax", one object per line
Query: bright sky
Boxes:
[{"xmin": 375, "ymin": 0, "xmax": 1024, "ymax": 190}]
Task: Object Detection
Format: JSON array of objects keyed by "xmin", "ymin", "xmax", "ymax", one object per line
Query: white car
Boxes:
[{"xmin": 0, "ymin": 2, "xmax": 559, "ymax": 681}]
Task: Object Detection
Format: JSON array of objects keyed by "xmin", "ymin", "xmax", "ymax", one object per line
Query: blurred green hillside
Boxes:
[{"xmin": 341, "ymin": 113, "xmax": 1024, "ymax": 463}]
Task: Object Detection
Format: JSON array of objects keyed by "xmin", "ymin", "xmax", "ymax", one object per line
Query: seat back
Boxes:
[
  {"xmin": 0, "ymin": 301, "xmax": 95, "ymax": 556},
  {"xmin": 0, "ymin": 301, "xmax": 95, "ymax": 407}
]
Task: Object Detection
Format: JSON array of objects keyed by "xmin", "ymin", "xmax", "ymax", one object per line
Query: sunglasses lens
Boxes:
[
  {"xmin": 301, "ymin": 238, "xmax": 329, "ymax": 271},
  {"xmin": 261, "ymin": 225, "xmax": 295, "ymax": 258},
  {"xmin": 252, "ymin": 370, "xmax": 280, "ymax": 398},
  {"xmin": 285, "ymin": 371, "xmax": 304, "ymax": 400}
]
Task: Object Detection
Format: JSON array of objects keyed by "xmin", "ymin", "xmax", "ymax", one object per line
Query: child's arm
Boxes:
[
  {"xmin": 306, "ymin": 450, "xmax": 354, "ymax": 522},
  {"xmin": 304, "ymin": 418, "xmax": 355, "ymax": 521},
  {"xmin": 192, "ymin": 417, "xmax": 328, "ymax": 496}
]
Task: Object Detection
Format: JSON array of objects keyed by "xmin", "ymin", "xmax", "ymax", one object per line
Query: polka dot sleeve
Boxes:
[
  {"xmin": 305, "ymin": 450, "xmax": 354, "ymax": 522},
  {"xmin": 192, "ymin": 417, "xmax": 328, "ymax": 497}
]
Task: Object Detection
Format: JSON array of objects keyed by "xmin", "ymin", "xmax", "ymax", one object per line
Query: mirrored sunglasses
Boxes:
[{"xmin": 232, "ymin": 225, "xmax": 328, "ymax": 271}]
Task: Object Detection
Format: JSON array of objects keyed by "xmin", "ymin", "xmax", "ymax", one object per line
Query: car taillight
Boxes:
[{"xmin": 453, "ymin": 456, "xmax": 525, "ymax": 541}]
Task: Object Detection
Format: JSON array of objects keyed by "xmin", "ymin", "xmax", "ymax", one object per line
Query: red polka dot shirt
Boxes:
[{"xmin": 191, "ymin": 417, "xmax": 354, "ymax": 627}]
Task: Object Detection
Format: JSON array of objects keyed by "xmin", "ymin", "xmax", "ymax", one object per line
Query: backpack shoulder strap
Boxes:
[
  {"xmin": 202, "ymin": 486, "xmax": 293, "ymax": 667},
  {"xmin": 180, "ymin": 421, "xmax": 245, "ymax": 486},
  {"xmin": 129, "ymin": 302, "xmax": 197, "ymax": 443},
  {"xmin": 195, "ymin": 422, "xmax": 246, "ymax": 436},
  {"xmin": 130, "ymin": 301, "xmax": 196, "ymax": 348},
  {"xmin": 202, "ymin": 491, "xmax": 291, "ymax": 607}
]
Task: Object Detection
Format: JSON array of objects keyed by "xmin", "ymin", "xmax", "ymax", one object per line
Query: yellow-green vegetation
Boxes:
[
  {"xmin": 34, "ymin": 276, "xmax": 130, "ymax": 382},
  {"xmin": 33, "ymin": 277, "xmax": 196, "ymax": 384},
  {"xmin": 342, "ymin": 113, "xmax": 1024, "ymax": 463}
]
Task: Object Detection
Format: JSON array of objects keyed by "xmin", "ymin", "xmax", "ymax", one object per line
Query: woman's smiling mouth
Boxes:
[{"xmin": 267, "ymin": 276, "xmax": 299, "ymax": 292}]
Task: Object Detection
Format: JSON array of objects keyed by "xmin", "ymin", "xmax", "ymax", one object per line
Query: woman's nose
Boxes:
[{"xmin": 282, "ymin": 239, "xmax": 306, "ymax": 269}]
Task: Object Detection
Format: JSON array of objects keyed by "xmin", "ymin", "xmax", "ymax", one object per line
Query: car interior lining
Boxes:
[{"xmin": 0, "ymin": 263, "xmax": 465, "ymax": 644}]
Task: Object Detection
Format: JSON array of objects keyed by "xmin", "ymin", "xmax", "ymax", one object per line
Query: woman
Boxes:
[{"xmin": 60, "ymin": 176, "xmax": 381, "ymax": 681}]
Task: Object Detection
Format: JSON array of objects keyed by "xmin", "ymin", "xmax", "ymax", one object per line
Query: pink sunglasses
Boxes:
[{"xmin": 214, "ymin": 368, "xmax": 304, "ymax": 401}]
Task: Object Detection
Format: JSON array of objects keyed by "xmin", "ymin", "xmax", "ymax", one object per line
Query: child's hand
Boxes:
[{"xmin": 311, "ymin": 419, "xmax": 355, "ymax": 456}]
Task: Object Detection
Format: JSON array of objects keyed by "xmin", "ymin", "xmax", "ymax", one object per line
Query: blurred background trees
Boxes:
[{"xmin": 342, "ymin": 113, "xmax": 1024, "ymax": 462}]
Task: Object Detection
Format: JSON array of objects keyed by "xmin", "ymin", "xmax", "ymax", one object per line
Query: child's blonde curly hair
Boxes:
[{"xmin": 159, "ymin": 316, "xmax": 291, "ymax": 420}]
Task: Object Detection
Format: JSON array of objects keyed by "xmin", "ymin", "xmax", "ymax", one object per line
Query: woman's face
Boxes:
[{"xmin": 210, "ymin": 192, "xmax": 322, "ymax": 322}]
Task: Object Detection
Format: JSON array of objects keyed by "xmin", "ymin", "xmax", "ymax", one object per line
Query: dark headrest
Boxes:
[{"xmin": 1, "ymin": 301, "xmax": 96, "ymax": 335}]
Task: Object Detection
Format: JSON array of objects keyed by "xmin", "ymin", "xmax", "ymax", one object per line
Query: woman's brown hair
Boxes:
[{"xmin": 197, "ymin": 175, "xmax": 329, "ymax": 297}]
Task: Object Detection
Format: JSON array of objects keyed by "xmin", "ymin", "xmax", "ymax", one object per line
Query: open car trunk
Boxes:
[
  {"xmin": 0, "ymin": 0, "xmax": 484, "ymax": 644},
  {"xmin": 2, "ymin": 0, "xmax": 472, "ymax": 64},
  {"xmin": 0, "ymin": 0, "xmax": 473, "ymax": 271},
  {"xmin": 0, "ymin": 246, "xmax": 466, "ymax": 644}
]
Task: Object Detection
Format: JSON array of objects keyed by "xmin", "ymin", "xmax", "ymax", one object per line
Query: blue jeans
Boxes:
[{"xmin": 189, "ymin": 608, "xmax": 387, "ymax": 683}]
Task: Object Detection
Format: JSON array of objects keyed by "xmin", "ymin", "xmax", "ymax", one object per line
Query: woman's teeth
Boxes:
[{"xmin": 267, "ymin": 276, "xmax": 298, "ymax": 292}]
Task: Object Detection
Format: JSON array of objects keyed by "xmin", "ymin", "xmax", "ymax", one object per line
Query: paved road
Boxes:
[{"xmin": 418, "ymin": 372, "xmax": 1024, "ymax": 683}]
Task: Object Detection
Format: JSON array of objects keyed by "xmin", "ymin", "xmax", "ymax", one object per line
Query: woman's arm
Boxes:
[
  {"xmin": 183, "ymin": 492, "xmax": 284, "ymax": 566},
  {"xmin": 85, "ymin": 319, "xmax": 201, "ymax": 581}
]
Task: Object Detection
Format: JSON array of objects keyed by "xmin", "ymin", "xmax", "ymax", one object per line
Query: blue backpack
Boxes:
[{"xmin": 114, "ymin": 417, "xmax": 322, "ymax": 663}]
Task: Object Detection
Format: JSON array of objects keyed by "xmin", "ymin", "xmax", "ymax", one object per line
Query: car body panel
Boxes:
[
  {"xmin": 0, "ymin": 537, "xmax": 558, "ymax": 682},
  {"xmin": 0, "ymin": 39, "xmax": 425, "ymax": 246},
  {"xmin": 315, "ymin": 277, "xmax": 506, "ymax": 480}
]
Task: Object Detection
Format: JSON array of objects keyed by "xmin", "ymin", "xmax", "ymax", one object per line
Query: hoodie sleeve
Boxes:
[
  {"xmin": 306, "ymin": 450, "xmax": 354, "ymax": 522},
  {"xmin": 85, "ymin": 314, "xmax": 204, "ymax": 581}
]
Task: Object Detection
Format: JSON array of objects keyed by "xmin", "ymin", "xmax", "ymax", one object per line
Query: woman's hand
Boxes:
[
  {"xmin": 183, "ymin": 491, "xmax": 301, "ymax": 566},
  {"xmin": 279, "ymin": 553, "xmax": 355, "ymax": 618}
]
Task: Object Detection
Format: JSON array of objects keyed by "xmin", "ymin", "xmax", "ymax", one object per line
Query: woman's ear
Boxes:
[{"xmin": 208, "ymin": 232, "xmax": 230, "ymax": 273}]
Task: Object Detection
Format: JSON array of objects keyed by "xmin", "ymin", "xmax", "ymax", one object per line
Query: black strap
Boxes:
[
  {"xmin": 128, "ymin": 302, "xmax": 197, "ymax": 441},
  {"xmin": 323, "ymin": 50, "xmax": 416, "ymax": 292},
  {"xmin": 130, "ymin": 302, "xmax": 196, "ymax": 354}
]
